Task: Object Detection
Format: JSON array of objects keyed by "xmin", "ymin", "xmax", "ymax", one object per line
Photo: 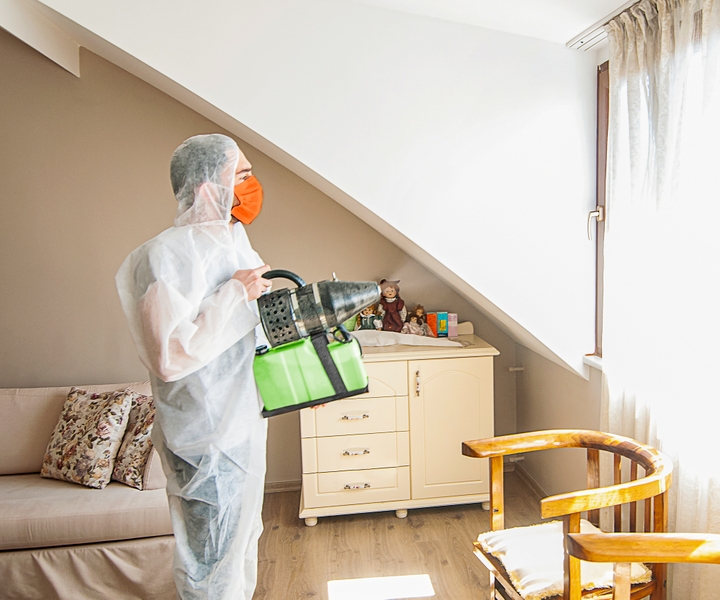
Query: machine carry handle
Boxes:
[
  {"xmin": 333, "ymin": 324, "xmax": 353, "ymax": 344},
  {"xmin": 262, "ymin": 269, "xmax": 306, "ymax": 288}
]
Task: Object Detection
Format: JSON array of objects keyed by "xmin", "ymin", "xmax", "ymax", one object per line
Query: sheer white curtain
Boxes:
[{"xmin": 602, "ymin": 0, "xmax": 720, "ymax": 597}]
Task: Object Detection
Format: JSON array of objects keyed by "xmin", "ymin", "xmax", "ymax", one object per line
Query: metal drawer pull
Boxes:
[
  {"xmin": 341, "ymin": 413, "xmax": 369, "ymax": 421},
  {"xmin": 344, "ymin": 483, "xmax": 371, "ymax": 490},
  {"xmin": 342, "ymin": 449, "xmax": 370, "ymax": 456},
  {"xmin": 415, "ymin": 370, "xmax": 420, "ymax": 396}
]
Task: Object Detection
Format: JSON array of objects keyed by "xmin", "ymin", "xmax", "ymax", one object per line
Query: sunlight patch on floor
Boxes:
[{"xmin": 327, "ymin": 574, "xmax": 435, "ymax": 600}]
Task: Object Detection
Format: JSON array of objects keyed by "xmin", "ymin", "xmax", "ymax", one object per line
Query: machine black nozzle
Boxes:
[{"xmin": 257, "ymin": 271, "xmax": 381, "ymax": 348}]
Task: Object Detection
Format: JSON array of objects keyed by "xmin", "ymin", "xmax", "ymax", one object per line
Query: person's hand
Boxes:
[{"xmin": 232, "ymin": 265, "xmax": 271, "ymax": 301}]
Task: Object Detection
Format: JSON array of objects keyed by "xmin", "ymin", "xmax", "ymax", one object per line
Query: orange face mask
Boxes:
[{"xmin": 231, "ymin": 176, "xmax": 263, "ymax": 225}]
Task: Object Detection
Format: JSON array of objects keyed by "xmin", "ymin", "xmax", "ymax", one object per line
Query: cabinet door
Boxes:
[{"xmin": 409, "ymin": 356, "xmax": 493, "ymax": 499}]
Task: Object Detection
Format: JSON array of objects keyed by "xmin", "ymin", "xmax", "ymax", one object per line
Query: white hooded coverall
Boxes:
[{"xmin": 116, "ymin": 134, "xmax": 267, "ymax": 600}]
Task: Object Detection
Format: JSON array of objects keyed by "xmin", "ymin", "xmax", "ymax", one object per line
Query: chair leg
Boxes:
[
  {"xmin": 489, "ymin": 574, "xmax": 512, "ymax": 600},
  {"xmin": 649, "ymin": 564, "xmax": 667, "ymax": 600}
]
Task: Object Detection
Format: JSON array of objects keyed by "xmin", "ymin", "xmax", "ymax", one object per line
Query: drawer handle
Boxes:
[
  {"xmin": 342, "ymin": 449, "xmax": 370, "ymax": 456},
  {"xmin": 415, "ymin": 370, "xmax": 420, "ymax": 396},
  {"xmin": 341, "ymin": 413, "xmax": 370, "ymax": 421},
  {"xmin": 344, "ymin": 483, "xmax": 371, "ymax": 490}
]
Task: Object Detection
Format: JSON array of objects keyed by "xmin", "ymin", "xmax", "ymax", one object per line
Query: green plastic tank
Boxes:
[{"xmin": 254, "ymin": 336, "xmax": 368, "ymax": 417}]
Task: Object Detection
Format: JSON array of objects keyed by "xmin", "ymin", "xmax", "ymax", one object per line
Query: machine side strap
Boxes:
[{"xmin": 310, "ymin": 334, "xmax": 348, "ymax": 395}]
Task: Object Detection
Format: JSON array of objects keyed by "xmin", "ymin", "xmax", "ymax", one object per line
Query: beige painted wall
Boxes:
[
  {"xmin": 0, "ymin": 29, "xmax": 516, "ymax": 485},
  {"xmin": 515, "ymin": 345, "xmax": 602, "ymax": 496}
]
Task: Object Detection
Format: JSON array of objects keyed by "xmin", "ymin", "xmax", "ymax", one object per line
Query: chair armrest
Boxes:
[
  {"xmin": 462, "ymin": 430, "xmax": 585, "ymax": 458},
  {"xmin": 568, "ymin": 533, "xmax": 720, "ymax": 564},
  {"xmin": 540, "ymin": 476, "xmax": 669, "ymax": 519}
]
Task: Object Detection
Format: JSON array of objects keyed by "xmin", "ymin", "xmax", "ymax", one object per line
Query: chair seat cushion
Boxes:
[
  {"xmin": 476, "ymin": 519, "xmax": 652, "ymax": 600},
  {"xmin": 0, "ymin": 473, "xmax": 172, "ymax": 550}
]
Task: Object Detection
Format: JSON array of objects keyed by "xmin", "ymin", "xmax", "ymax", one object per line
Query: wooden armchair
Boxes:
[
  {"xmin": 461, "ymin": 430, "xmax": 673, "ymax": 600},
  {"xmin": 567, "ymin": 532, "xmax": 720, "ymax": 600}
]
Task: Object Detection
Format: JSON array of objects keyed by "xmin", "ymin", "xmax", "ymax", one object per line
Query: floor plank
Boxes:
[{"xmin": 253, "ymin": 471, "xmax": 542, "ymax": 600}]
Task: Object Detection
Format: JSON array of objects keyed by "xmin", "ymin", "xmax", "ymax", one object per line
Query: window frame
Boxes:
[{"xmin": 594, "ymin": 61, "xmax": 609, "ymax": 357}]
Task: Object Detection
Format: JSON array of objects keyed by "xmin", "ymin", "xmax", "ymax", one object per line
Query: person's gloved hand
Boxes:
[{"xmin": 232, "ymin": 265, "xmax": 271, "ymax": 301}]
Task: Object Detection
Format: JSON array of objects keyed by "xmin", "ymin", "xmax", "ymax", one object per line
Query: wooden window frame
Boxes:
[{"xmin": 595, "ymin": 61, "xmax": 609, "ymax": 357}]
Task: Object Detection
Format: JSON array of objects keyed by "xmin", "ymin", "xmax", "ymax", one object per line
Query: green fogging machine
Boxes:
[{"xmin": 254, "ymin": 270, "xmax": 381, "ymax": 417}]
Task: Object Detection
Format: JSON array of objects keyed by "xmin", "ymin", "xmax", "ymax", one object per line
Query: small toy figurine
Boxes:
[
  {"xmin": 407, "ymin": 303, "xmax": 434, "ymax": 336},
  {"xmin": 401, "ymin": 314, "xmax": 424, "ymax": 335},
  {"xmin": 410, "ymin": 304, "xmax": 426, "ymax": 321},
  {"xmin": 377, "ymin": 279, "xmax": 406, "ymax": 332},
  {"xmin": 356, "ymin": 304, "xmax": 382, "ymax": 330}
]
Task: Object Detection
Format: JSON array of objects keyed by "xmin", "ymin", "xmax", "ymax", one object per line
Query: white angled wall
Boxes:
[{"xmin": 17, "ymin": 0, "xmax": 599, "ymax": 373}]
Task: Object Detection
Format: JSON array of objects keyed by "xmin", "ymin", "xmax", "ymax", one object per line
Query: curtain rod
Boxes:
[{"xmin": 566, "ymin": 0, "xmax": 642, "ymax": 51}]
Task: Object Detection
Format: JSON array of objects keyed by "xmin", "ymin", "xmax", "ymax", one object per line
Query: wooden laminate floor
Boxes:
[{"xmin": 253, "ymin": 470, "xmax": 543, "ymax": 600}]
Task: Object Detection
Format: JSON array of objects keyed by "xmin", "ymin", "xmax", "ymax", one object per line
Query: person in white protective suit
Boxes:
[{"xmin": 116, "ymin": 133, "xmax": 272, "ymax": 600}]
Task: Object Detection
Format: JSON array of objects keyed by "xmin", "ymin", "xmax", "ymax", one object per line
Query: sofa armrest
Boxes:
[{"xmin": 143, "ymin": 449, "xmax": 167, "ymax": 491}]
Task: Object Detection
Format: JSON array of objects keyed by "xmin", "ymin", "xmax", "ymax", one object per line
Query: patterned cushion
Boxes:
[
  {"xmin": 112, "ymin": 392, "xmax": 156, "ymax": 490},
  {"xmin": 40, "ymin": 388, "xmax": 133, "ymax": 489}
]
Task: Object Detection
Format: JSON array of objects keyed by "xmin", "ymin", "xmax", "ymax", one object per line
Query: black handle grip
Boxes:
[{"xmin": 263, "ymin": 269, "xmax": 306, "ymax": 288}]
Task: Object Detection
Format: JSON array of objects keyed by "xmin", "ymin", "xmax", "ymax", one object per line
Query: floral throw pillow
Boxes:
[
  {"xmin": 112, "ymin": 392, "xmax": 156, "ymax": 490},
  {"xmin": 41, "ymin": 388, "xmax": 133, "ymax": 489}
]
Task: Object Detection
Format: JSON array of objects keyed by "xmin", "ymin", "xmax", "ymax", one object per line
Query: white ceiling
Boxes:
[{"xmin": 352, "ymin": 0, "xmax": 632, "ymax": 45}]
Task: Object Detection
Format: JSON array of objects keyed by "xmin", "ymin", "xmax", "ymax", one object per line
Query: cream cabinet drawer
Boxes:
[
  {"xmin": 359, "ymin": 361, "xmax": 408, "ymax": 398},
  {"xmin": 301, "ymin": 432, "xmax": 409, "ymax": 474},
  {"xmin": 301, "ymin": 396, "xmax": 408, "ymax": 438},
  {"xmin": 303, "ymin": 467, "xmax": 410, "ymax": 509}
]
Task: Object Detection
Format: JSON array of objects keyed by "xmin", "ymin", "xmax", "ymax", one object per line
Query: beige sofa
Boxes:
[{"xmin": 0, "ymin": 382, "xmax": 176, "ymax": 600}]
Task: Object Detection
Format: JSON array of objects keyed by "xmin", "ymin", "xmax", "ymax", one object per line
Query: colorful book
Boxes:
[
  {"xmin": 437, "ymin": 312, "xmax": 448, "ymax": 337},
  {"xmin": 426, "ymin": 312, "xmax": 438, "ymax": 337},
  {"xmin": 448, "ymin": 313, "xmax": 458, "ymax": 337}
]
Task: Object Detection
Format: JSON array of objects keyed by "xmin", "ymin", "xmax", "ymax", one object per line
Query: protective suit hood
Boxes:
[{"xmin": 171, "ymin": 133, "xmax": 238, "ymax": 227}]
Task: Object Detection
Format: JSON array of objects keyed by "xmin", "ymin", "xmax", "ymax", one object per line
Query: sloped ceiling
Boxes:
[{"xmin": 0, "ymin": 0, "xmax": 624, "ymax": 376}]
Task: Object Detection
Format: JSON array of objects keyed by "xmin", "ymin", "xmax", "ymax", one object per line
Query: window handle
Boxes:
[{"xmin": 588, "ymin": 206, "xmax": 605, "ymax": 240}]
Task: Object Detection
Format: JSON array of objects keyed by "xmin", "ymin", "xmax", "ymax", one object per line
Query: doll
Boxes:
[
  {"xmin": 408, "ymin": 304, "xmax": 434, "ymax": 336},
  {"xmin": 377, "ymin": 279, "xmax": 406, "ymax": 332},
  {"xmin": 356, "ymin": 304, "xmax": 382, "ymax": 330},
  {"xmin": 401, "ymin": 314, "xmax": 424, "ymax": 336},
  {"xmin": 419, "ymin": 317, "xmax": 435, "ymax": 337},
  {"xmin": 410, "ymin": 304, "xmax": 426, "ymax": 320}
]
